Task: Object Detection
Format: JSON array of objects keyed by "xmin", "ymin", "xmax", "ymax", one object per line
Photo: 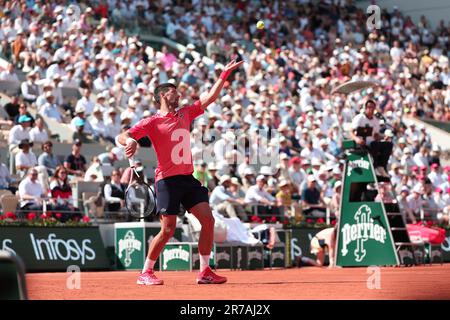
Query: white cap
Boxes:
[
  {"xmin": 384, "ymin": 129, "xmax": 394, "ymax": 137},
  {"xmin": 219, "ymin": 175, "xmax": 231, "ymax": 185},
  {"xmin": 412, "ymin": 184, "xmax": 423, "ymax": 194},
  {"xmin": 260, "ymin": 166, "xmax": 273, "ymax": 175},
  {"xmin": 307, "ymin": 175, "xmax": 316, "ymax": 182},
  {"xmin": 280, "ymin": 153, "xmax": 289, "ymax": 160},
  {"xmin": 256, "ymin": 175, "xmax": 266, "ymax": 181},
  {"xmin": 334, "ymin": 181, "xmax": 342, "ymax": 189},
  {"xmin": 398, "ymin": 137, "xmax": 406, "ymax": 144},
  {"xmin": 137, "ymin": 83, "xmax": 148, "ymax": 91},
  {"xmin": 75, "ymin": 105, "xmax": 85, "ymax": 113},
  {"xmin": 404, "ymin": 147, "xmax": 412, "ymax": 154},
  {"xmin": 332, "ymin": 167, "xmax": 341, "ymax": 175},
  {"xmin": 278, "ymin": 179, "xmax": 289, "ymax": 187},
  {"xmin": 244, "ymin": 167, "xmax": 255, "ymax": 175}
]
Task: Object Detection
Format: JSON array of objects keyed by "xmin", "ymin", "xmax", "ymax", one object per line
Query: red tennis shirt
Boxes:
[{"xmin": 128, "ymin": 100, "xmax": 204, "ymax": 182}]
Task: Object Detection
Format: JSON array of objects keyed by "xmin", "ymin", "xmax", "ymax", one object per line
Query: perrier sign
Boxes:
[
  {"xmin": 160, "ymin": 243, "xmax": 192, "ymax": 271},
  {"xmin": 336, "ymin": 150, "xmax": 399, "ymax": 266}
]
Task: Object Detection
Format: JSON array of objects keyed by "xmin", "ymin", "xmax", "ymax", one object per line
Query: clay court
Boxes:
[{"xmin": 27, "ymin": 264, "xmax": 450, "ymax": 300}]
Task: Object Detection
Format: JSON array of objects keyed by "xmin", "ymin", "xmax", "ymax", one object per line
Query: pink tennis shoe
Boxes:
[{"xmin": 137, "ymin": 269, "xmax": 164, "ymax": 285}]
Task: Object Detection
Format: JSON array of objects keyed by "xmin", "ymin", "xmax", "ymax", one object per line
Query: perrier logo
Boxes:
[
  {"xmin": 163, "ymin": 245, "xmax": 190, "ymax": 269},
  {"xmin": 341, "ymin": 204, "xmax": 387, "ymax": 262},
  {"xmin": 118, "ymin": 230, "xmax": 142, "ymax": 267},
  {"xmin": 347, "ymin": 158, "xmax": 370, "ymax": 176}
]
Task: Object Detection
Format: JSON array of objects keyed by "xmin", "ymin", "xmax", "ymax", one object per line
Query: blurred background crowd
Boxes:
[{"xmin": 0, "ymin": 0, "xmax": 449, "ymax": 225}]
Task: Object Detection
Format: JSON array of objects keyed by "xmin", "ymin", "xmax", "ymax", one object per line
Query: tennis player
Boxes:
[{"xmin": 118, "ymin": 59, "xmax": 243, "ymax": 285}]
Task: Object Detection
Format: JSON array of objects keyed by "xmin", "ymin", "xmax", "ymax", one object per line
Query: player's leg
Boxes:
[
  {"xmin": 189, "ymin": 202, "xmax": 215, "ymax": 256},
  {"xmin": 138, "ymin": 176, "xmax": 181, "ymax": 285},
  {"xmin": 148, "ymin": 214, "xmax": 178, "ymax": 261},
  {"xmin": 137, "ymin": 215, "xmax": 177, "ymax": 286},
  {"xmin": 189, "ymin": 202, "xmax": 227, "ymax": 284}
]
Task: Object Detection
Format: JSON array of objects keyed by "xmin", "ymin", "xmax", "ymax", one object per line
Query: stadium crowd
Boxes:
[{"xmin": 0, "ymin": 0, "xmax": 449, "ymax": 224}]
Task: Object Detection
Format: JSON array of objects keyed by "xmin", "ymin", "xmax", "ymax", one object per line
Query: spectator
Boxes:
[
  {"xmin": 210, "ymin": 175, "xmax": 247, "ymax": 221},
  {"xmin": 276, "ymin": 179, "xmax": 299, "ymax": 218},
  {"xmin": 103, "ymin": 169, "xmax": 126, "ymax": 213},
  {"xmin": 98, "ymin": 147, "xmax": 124, "ymax": 166},
  {"xmin": 3, "ymin": 95, "xmax": 21, "ymax": 120},
  {"xmin": 21, "ymin": 70, "xmax": 39, "ymax": 104},
  {"xmin": 72, "ymin": 117, "xmax": 95, "ymax": 143},
  {"xmin": 15, "ymin": 139, "xmax": 37, "ymax": 177},
  {"xmin": 85, "ymin": 156, "xmax": 104, "ymax": 182},
  {"xmin": 39, "ymin": 91, "xmax": 63, "ymax": 122},
  {"xmin": 245, "ymin": 175, "xmax": 279, "ymax": 218},
  {"xmin": 89, "ymin": 106, "xmax": 108, "ymax": 141},
  {"xmin": 64, "ymin": 139, "xmax": 87, "ymax": 178},
  {"xmin": 13, "ymin": 102, "xmax": 34, "ymax": 126},
  {"xmin": 8, "ymin": 114, "xmax": 32, "ymax": 151},
  {"xmin": 49, "ymin": 166, "xmax": 76, "ymax": 222},
  {"xmin": 71, "ymin": 105, "xmax": 95, "ymax": 135},
  {"xmin": 301, "ymin": 175, "xmax": 326, "ymax": 218},
  {"xmin": 406, "ymin": 184, "xmax": 425, "ymax": 222},
  {"xmin": 29, "ymin": 117, "xmax": 49, "ymax": 143},
  {"xmin": 0, "ymin": 63, "xmax": 19, "ymax": 82},
  {"xmin": 397, "ymin": 186, "xmax": 417, "ymax": 224},
  {"xmin": 38, "ymin": 140, "xmax": 61, "ymax": 176},
  {"xmin": 0, "ymin": 160, "xmax": 16, "ymax": 194},
  {"xmin": 18, "ymin": 167, "xmax": 45, "ymax": 213},
  {"xmin": 193, "ymin": 162, "xmax": 212, "ymax": 188}
]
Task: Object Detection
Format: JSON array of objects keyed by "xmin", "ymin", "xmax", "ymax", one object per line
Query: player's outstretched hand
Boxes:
[{"xmin": 224, "ymin": 59, "xmax": 244, "ymax": 72}]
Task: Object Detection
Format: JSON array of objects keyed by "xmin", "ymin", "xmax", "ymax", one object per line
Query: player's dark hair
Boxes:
[
  {"xmin": 365, "ymin": 99, "xmax": 376, "ymax": 108},
  {"xmin": 154, "ymin": 83, "xmax": 177, "ymax": 104}
]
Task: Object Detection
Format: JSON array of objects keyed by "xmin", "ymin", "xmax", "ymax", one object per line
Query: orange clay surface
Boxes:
[{"xmin": 27, "ymin": 265, "xmax": 450, "ymax": 300}]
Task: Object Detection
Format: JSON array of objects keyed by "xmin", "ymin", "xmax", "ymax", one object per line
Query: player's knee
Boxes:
[
  {"xmin": 200, "ymin": 214, "xmax": 214, "ymax": 229},
  {"xmin": 161, "ymin": 226, "xmax": 175, "ymax": 240}
]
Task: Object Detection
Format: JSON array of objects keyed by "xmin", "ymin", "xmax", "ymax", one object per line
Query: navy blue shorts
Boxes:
[{"xmin": 155, "ymin": 174, "xmax": 209, "ymax": 215}]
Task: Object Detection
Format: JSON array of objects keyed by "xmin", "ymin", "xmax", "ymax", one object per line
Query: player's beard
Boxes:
[{"xmin": 169, "ymin": 97, "xmax": 179, "ymax": 110}]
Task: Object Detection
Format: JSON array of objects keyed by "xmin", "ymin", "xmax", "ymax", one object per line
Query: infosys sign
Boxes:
[{"xmin": 0, "ymin": 227, "xmax": 110, "ymax": 271}]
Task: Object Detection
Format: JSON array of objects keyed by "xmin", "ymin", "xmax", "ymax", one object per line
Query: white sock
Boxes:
[
  {"xmin": 142, "ymin": 258, "xmax": 156, "ymax": 273},
  {"xmin": 199, "ymin": 255, "xmax": 210, "ymax": 272}
]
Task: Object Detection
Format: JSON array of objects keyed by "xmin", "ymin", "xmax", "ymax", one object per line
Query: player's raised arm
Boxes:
[{"xmin": 199, "ymin": 59, "xmax": 244, "ymax": 110}]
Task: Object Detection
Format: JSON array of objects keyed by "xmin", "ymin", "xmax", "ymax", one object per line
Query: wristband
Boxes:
[
  {"xmin": 126, "ymin": 137, "xmax": 137, "ymax": 145},
  {"xmin": 219, "ymin": 70, "xmax": 231, "ymax": 81}
]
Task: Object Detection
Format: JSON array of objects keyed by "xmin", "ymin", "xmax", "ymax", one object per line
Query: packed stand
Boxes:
[{"xmin": 0, "ymin": 1, "xmax": 449, "ymax": 225}]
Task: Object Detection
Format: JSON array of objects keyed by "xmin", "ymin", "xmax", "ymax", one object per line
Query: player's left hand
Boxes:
[{"xmin": 224, "ymin": 59, "xmax": 244, "ymax": 72}]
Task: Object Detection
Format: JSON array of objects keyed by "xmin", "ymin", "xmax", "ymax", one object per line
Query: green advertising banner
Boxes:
[
  {"xmin": 441, "ymin": 230, "xmax": 450, "ymax": 262},
  {"xmin": 336, "ymin": 152, "xmax": 399, "ymax": 266},
  {"xmin": 114, "ymin": 222, "xmax": 182, "ymax": 270},
  {"xmin": 246, "ymin": 245, "xmax": 264, "ymax": 270},
  {"xmin": 0, "ymin": 226, "xmax": 110, "ymax": 272},
  {"xmin": 215, "ymin": 244, "xmax": 232, "ymax": 269},
  {"xmin": 160, "ymin": 243, "xmax": 192, "ymax": 271},
  {"xmin": 289, "ymin": 228, "xmax": 321, "ymax": 263},
  {"xmin": 115, "ymin": 227, "xmax": 145, "ymax": 270}
]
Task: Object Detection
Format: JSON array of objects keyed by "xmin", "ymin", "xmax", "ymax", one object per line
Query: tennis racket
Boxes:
[{"xmin": 124, "ymin": 158, "xmax": 157, "ymax": 220}]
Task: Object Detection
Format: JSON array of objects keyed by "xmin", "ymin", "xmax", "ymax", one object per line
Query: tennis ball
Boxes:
[{"xmin": 256, "ymin": 20, "xmax": 265, "ymax": 30}]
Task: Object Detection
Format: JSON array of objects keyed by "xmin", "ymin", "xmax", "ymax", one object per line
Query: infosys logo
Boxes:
[{"xmin": 30, "ymin": 233, "xmax": 96, "ymax": 265}]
